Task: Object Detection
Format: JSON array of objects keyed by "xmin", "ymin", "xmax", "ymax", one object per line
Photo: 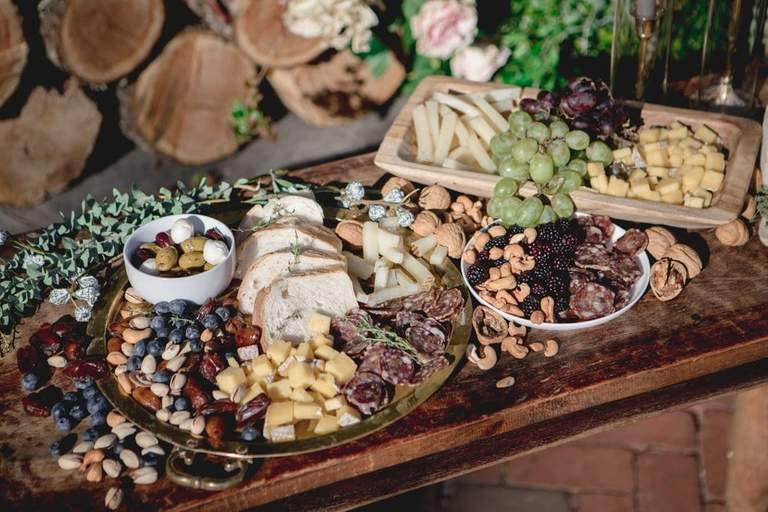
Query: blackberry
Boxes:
[
  {"xmin": 476, "ymin": 250, "xmax": 489, "ymax": 262},
  {"xmin": 559, "ymin": 231, "xmax": 582, "ymax": 252},
  {"xmin": 506, "ymin": 225, "xmax": 524, "ymax": 235},
  {"xmin": 529, "ymin": 241, "xmax": 558, "ymax": 262},
  {"xmin": 550, "ymin": 255, "xmax": 572, "ymax": 272},
  {"xmin": 542, "ymin": 272, "xmax": 569, "ymax": 297},
  {"xmin": 532, "ymin": 264, "xmax": 555, "ymax": 283},
  {"xmin": 531, "ymin": 282, "xmax": 547, "ymax": 297},
  {"xmin": 484, "ymin": 236, "xmax": 508, "ymax": 251},
  {"xmin": 516, "ymin": 271, "xmax": 533, "ymax": 284},
  {"xmin": 535, "ymin": 222, "xmax": 560, "ymax": 243},
  {"xmin": 555, "ymin": 294, "xmax": 570, "ymax": 313},
  {"xmin": 520, "ymin": 295, "xmax": 540, "ymax": 317},
  {"xmin": 466, "ymin": 263, "xmax": 489, "ymax": 286}
]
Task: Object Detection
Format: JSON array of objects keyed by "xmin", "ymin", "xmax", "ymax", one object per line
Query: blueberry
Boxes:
[
  {"xmin": 214, "ymin": 307, "xmax": 231, "ymax": 322},
  {"xmin": 127, "ymin": 355, "xmax": 141, "ymax": 371},
  {"xmin": 73, "ymin": 377, "xmax": 93, "ymax": 390},
  {"xmin": 185, "ymin": 325, "xmax": 201, "ymax": 340},
  {"xmin": 133, "ymin": 340, "xmax": 147, "ymax": 358},
  {"xmin": 51, "ymin": 401, "xmax": 69, "ymax": 420},
  {"xmin": 69, "ymin": 403, "xmax": 87, "ymax": 421},
  {"xmin": 147, "ymin": 340, "xmax": 164, "ymax": 357},
  {"xmin": 154, "ymin": 326, "xmax": 170, "ymax": 339},
  {"xmin": 189, "ymin": 340, "xmax": 203, "ymax": 353},
  {"xmin": 241, "ymin": 426, "xmax": 260, "ymax": 441},
  {"xmin": 142, "ymin": 452, "xmax": 162, "ymax": 467},
  {"xmin": 172, "ymin": 319, "xmax": 186, "ymax": 330},
  {"xmin": 169, "ymin": 299, "xmax": 187, "ymax": 316},
  {"xmin": 63, "ymin": 391, "xmax": 80, "ymax": 403},
  {"xmin": 82, "ymin": 385, "xmax": 100, "ymax": 401},
  {"xmin": 111, "ymin": 441, "xmax": 124, "ymax": 455},
  {"xmin": 49, "ymin": 433, "xmax": 77, "ymax": 457},
  {"xmin": 87, "ymin": 396, "xmax": 108, "ymax": 415},
  {"xmin": 55, "ymin": 416, "xmax": 73, "ymax": 432},
  {"xmin": 90, "ymin": 411, "xmax": 106, "ymax": 426},
  {"xmin": 150, "ymin": 315, "xmax": 166, "ymax": 331},
  {"xmin": 21, "ymin": 372, "xmax": 39, "ymax": 391},
  {"xmin": 201, "ymin": 314, "xmax": 219, "ymax": 330},
  {"xmin": 174, "ymin": 396, "xmax": 190, "ymax": 411},
  {"xmin": 82, "ymin": 426, "xmax": 103, "ymax": 442},
  {"xmin": 152, "ymin": 370, "xmax": 172, "ymax": 384},
  {"xmin": 168, "ymin": 328, "xmax": 184, "ymax": 344},
  {"xmin": 154, "ymin": 301, "xmax": 171, "ymax": 314}
]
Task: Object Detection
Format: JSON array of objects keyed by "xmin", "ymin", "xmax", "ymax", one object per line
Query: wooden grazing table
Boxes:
[{"xmin": 2, "ymin": 152, "xmax": 768, "ymax": 511}]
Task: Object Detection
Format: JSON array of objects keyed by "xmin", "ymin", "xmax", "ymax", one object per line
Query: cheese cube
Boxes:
[
  {"xmin": 613, "ymin": 147, "xmax": 632, "ymax": 161},
  {"xmin": 642, "ymin": 142, "xmax": 667, "ymax": 153},
  {"xmin": 661, "ymin": 189, "xmax": 684, "ymax": 204},
  {"xmin": 215, "ymin": 366, "xmax": 246, "ymax": 395},
  {"xmin": 627, "ymin": 188, "xmax": 637, "ymax": 198},
  {"xmin": 267, "ymin": 424, "xmax": 295, "ymax": 442},
  {"xmin": 311, "ymin": 359, "xmax": 325, "ymax": 372},
  {"xmin": 310, "ymin": 373, "xmax": 339, "ymax": 398},
  {"xmin": 638, "ymin": 127, "xmax": 660, "ymax": 143},
  {"xmin": 266, "ymin": 341, "xmax": 292, "ymax": 366},
  {"xmin": 684, "ymin": 196, "xmax": 705, "ymax": 208},
  {"xmin": 647, "ymin": 166, "xmax": 669, "ymax": 179},
  {"xmin": 679, "ymin": 137, "xmax": 702, "ymax": 149},
  {"xmin": 291, "ymin": 387, "xmax": 316, "ymax": 403},
  {"xmin": 658, "ymin": 128, "xmax": 670, "ymax": 140},
  {"xmin": 630, "ymin": 177, "xmax": 651, "ymax": 196},
  {"xmin": 314, "ymin": 345, "xmax": 340, "ymax": 361},
  {"xmin": 691, "ymin": 188, "xmax": 713, "ymax": 207},
  {"xmin": 265, "ymin": 401, "xmax": 294, "ymax": 427},
  {"xmin": 313, "ymin": 415, "xmax": 339, "ymax": 435},
  {"xmin": 606, "ymin": 176, "xmax": 629, "ymax": 197},
  {"xmin": 310, "ymin": 334, "xmax": 333, "ymax": 350},
  {"xmin": 323, "ymin": 395, "xmax": 347, "ymax": 413},
  {"xmin": 694, "ymin": 125, "xmax": 718, "ymax": 144},
  {"xmin": 248, "ymin": 355, "xmax": 274, "ymax": 381},
  {"xmin": 637, "ymin": 189, "xmax": 662, "ymax": 202},
  {"xmin": 590, "ymin": 175, "xmax": 608, "ymax": 193},
  {"xmin": 277, "ymin": 355, "xmax": 297, "ymax": 377},
  {"xmin": 336, "ymin": 405, "xmax": 362, "ymax": 427},
  {"xmin": 645, "ymin": 150, "xmax": 669, "ymax": 167},
  {"xmin": 684, "ymin": 152, "xmax": 706, "ymax": 167},
  {"xmin": 670, "ymin": 121, "xmax": 685, "ymax": 130},
  {"xmin": 267, "ymin": 379, "xmax": 293, "ymax": 401},
  {"xmin": 669, "ymin": 153, "xmax": 684, "ymax": 168},
  {"xmin": 647, "ymin": 175, "xmax": 660, "ymax": 185},
  {"xmin": 667, "ymin": 126, "xmax": 689, "ymax": 140},
  {"xmin": 656, "ymin": 177, "xmax": 681, "ymax": 195},
  {"xmin": 324, "ymin": 353, "xmax": 358, "ymax": 385},
  {"xmin": 701, "ymin": 144, "xmax": 718, "ymax": 154},
  {"xmin": 629, "ymin": 168, "xmax": 647, "ymax": 181},
  {"xmin": 681, "ymin": 166, "xmax": 705, "ymax": 193},
  {"xmin": 705, "ymin": 152, "xmax": 725, "ymax": 172},
  {"xmin": 587, "ymin": 162, "xmax": 605, "ymax": 177},
  {"xmin": 700, "ymin": 169, "xmax": 724, "ymax": 191},
  {"xmin": 241, "ymin": 382, "xmax": 265, "ymax": 404},
  {"xmin": 293, "ymin": 402, "xmax": 322, "ymax": 420},
  {"xmin": 307, "ymin": 312, "xmax": 331, "ymax": 335},
  {"xmin": 288, "ymin": 362, "xmax": 316, "ymax": 389},
  {"xmin": 295, "ymin": 342, "xmax": 314, "ymax": 362}
]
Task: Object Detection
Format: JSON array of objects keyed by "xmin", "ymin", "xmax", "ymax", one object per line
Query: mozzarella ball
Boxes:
[
  {"xmin": 170, "ymin": 219, "xmax": 195, "ymax": 244},
  {"xmin": 140, "ymin": 258, "xmax": 159, "ymax": 275},
  {"xmin": 203, "ymin": 239, "xmax": 228, "ymax": 265}
]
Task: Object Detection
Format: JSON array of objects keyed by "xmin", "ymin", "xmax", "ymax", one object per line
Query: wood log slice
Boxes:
[
  {"xmin": 120, "ymin": 29, "xmax": 255, "ymax": 166},
  {"xmin": 0, "ymin": 0, "xmax": 27, "ymax": 106},
  {"xmin": 184, "ymin": 0, "xmax": 236, "ymax": 39},
  {"xmin": 0, "ymin": 80, "xmax": 101, "ymax": 207},
  {"xmin": 268, "ymin": 50, "xmax": 405, "ymax": 127},
  {"xmin": 234, "ymin": 0, "xmax": 327, "ymax": 67},
  {"xmin": 40, "ymin": 0, "xmax": 164, "ymax": 85}
]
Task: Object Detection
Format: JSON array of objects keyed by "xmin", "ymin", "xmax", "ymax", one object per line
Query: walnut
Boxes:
[
  {"xmin": 418, "ymin": 184, "xmax": 451, "ymax": 211},
  {"xmin": 664, "ymin": 243, "xmax": 702, "ymax": 279},
  {"xmin": 410, "ymin": 211, "xmax": 441, "ymax": 237},
  {"xmin": 715, "ymin": 218, "xmax": 749, "ymax": 247},
  {"xmin": 382, "ymin": 176, "xmax": 415, "ymax": 196},
  {"xmin": 454, "ymin": 214, "xmax": 479, "ymax": 234},
  {"xmin": 435, "ymin": 222, "xmax": 465, "ymax": 258},
  {"xmin": 472, "ymin": 306, "xmax": 508, "ymax": 345},
  {"xmin": 645, "ymin": 226, "xmax": 676, "ymax": 260},
  {"xmin": 650, "ymin": 258, "xmax": 688, "ymax": 301},
  {"xmin": 334, "ymin": 220, "xmax": 363, "ymax": 248}
]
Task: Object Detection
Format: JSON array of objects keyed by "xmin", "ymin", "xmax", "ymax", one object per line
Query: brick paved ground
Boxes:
[{"xmin": 363, "ymin": 394, "xmax": 735, "ymax": 512}]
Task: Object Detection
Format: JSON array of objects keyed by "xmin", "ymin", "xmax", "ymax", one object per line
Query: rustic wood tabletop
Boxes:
[{"xmin": 2, "ymin": 153, "xmax": 768, "ymax": 512}]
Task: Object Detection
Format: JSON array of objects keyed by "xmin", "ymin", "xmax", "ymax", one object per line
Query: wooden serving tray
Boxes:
[{"xmin": 375, "ymin": 76, "xmax": 762, "ymax": 229}]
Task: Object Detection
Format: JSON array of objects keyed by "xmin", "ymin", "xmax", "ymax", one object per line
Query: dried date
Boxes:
[
  {"xmin": 199, "ymin": 352, "xmax": 226, "ymax": 383},
  {"xmin": 16, "ymin": 346, "xmax": 47, "ymax": 374},
  {"xmin": 64, "ymin": 358, "xmax": 109, "ymax": 380},
  {"xmin": 29, "ymin": 326, "xmax": 62, "ymax": 357},
  {"xmin": 236, "ymin": 394, "xmax": 270, "ymax": 428},
  {"xmin": 23, "ymin": 385, "xmax": 63, "ymax": 416},
  {"xmin": 182, "ymin": 375, "xmax": 212, "ymax": 411},
  {"xmin": 199, "ymin": 399, "xmax": 238, "ymax": 416}
]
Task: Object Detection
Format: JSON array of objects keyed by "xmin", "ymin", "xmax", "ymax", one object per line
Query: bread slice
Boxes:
[
  {"xmin": 236, "ymin": 249, "xmax": 346, "ymax": 314},
  {"xmin": 237, "ymin": 194, "xmax": 324, "ymax": 243},
  {"xmin": 253, "ymin": 268, "xmax": 358, "ymax": 345},
  {"xmin": 235, "ymin": 218, "xmax": 342, "ymax": 279}
]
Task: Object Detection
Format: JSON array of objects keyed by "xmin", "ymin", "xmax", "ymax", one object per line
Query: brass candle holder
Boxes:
[
  {"xmin": 632, "ymin": 2, "xmax": 664, "ymax": 100},
  {"xmin": 700, "ymin": 0, "xmax": 748, "ymax": 107}
]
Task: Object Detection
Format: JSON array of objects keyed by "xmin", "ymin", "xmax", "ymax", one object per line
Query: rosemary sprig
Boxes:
[{"xmin": 356, "ymin": 317, "xmax": 421, "ymax": 362}]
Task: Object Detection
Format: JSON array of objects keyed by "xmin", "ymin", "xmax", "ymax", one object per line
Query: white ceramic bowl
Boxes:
[
  {"xmin": 123, "ymin": 214, "xmax": 236, "ymax": 305},
  {"xmin": 461, "ymin": 218, "xmax": 650, "ymax": 331}
]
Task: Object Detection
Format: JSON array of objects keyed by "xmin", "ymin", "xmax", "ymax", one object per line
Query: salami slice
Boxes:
[
  {"xmin": 359, "ymin": 343, "xmax": 417, "ymax": 385},
  {"xmin": 614, "ymin": 287, "xmax": 631, "ymax": 309},
  {"xmin": 423, "ymin": 288, "xmax": 464, "ymax": 322},
  {"xmin": 405, "ymin": 318, "xmax": 447, "ymax": 357},
  {"xmin": 394, "ymin": 311, "xmax": 425, "ymax": 331},
  {"xmin": 592, "ymin": 215, "xmax": 615, "ymax": 239},
  {"xmin": 614, "ymin": 228, "xmax": 648, "ymax": 257},
  {"xmin": 570, "ymin": 282, "xmax": 615, "ymax": 320},
  {"xmin": 331, "ymin": 309, "xmax": 371, "ymax": 357},
  {"xmin": 408, "ymin": 355, "xmax": 450, "ymax": 385},
  {"xmin": 344, "ymin": 371, "xmax": 391, "ymax": 415},
  {"xmin": 584, "ymin": 225, "xmax": 605, "ymax": 244},
  {"xmin": 575, "ymin": 243, "xmax": 612, "ymax": 271}
]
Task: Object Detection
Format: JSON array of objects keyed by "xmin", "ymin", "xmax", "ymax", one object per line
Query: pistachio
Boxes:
[
  {"xmin": 170, "ymin": 372, "xmax": 187, "ymax": 392},
  {"xmin": 83, "ymin": 449, "xmax": 105, "ymax": 466},
  {"xmin": 142, "ymin": 445, "xmax": 165, "ymax": 457},
  {"xmin": 120, "ymin": 449, "xmax": 140, "ymax": 469},
  {"xmin": 135, "ymin": 431, "xmax": 158, "ymax": 448},
  {"xmin": 124, "ymin": 287, "xmax": 144, "ymax": 304},
  {"xmin": 180, "ymin": 236, "xmax": 208, "ymax": 253},
  {"xmin": 106, "ymin": 411, "xmax": 126, "ymax": 428},
  {"xmin": 117, "ymin": 372, "xmax": 132, "ymax": 395},
  {"xmin": 112, "ymin": 422, "xmax": 137, "ymax": 439},
  {"xmin": 94, "ymin": 434, "xmax": 117, "ymax": 450},
  {"xmin": 114, "ymin": 364, "xmax": 128, "ymax": 376},
  {"xmin": 102, "ymin": 459, "xmax": 122, "ymax": 479},
  {"xmin": 58, "ymin": 453, "xmax": 83, "ymax": 470},
  {"xmin": 86, "ymin": 462, "xmax": 103, "ymax": 482},
  {"xmin": 179, "ymin": 251, "xmax": 206, "ymax": 270},
  {"xmin": 47, "ymin": 355, "xmax": 67, "ymax": 368},
  {"xmin": 122, "ymin": 327, "xmax": 151, "ymax": 344},
  {"xmin": 155, "ymin": 246, "xmax": 179, "ymax": 271},
  {"xmin": 105, "ymin": 486, "xmax": 124, "ymax": 510},
  {"xmin": 170, "ymin": 410, "xmax": 191, "ymax": 425},
  {"xmin": 179, "ymin": 418, "xmax": 194, "ymax": 431},
  {"xmin": 161, "ymin": 343, "xmax": 181, "ymax": 361},
  {"xmin": 141, "ymin": 354, "xmax": 157, "ymax": 375},
  {"xmin": 131, "ymin": 466, "xmax": 158, "ymax": 485},
  {"xmin": 72, "ymin": 441, "xmax": 93, "ymax": 454},
  {"xmin": 129, "ymin": 316, "xmax": 150, "ymax": 330},
  {"xmin": 120, "ymin": 342, "xmax": 135, "ymax": 357},
  {"xmin": 191, "ymin": 415, "xmax": 206, "ymax": 435},
  {"xmin": 155, "ymin": 408, "xmax": 170, "ymax": 422}
]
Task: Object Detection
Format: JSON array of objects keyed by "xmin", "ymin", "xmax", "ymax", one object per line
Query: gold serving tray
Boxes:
[
  {"xmin": 374, "ymin": 76, "xmax": 761, "ymax": 229},
  {"xmin": 87, "ymin": 260, "xmax": 471, "ymax": 459}
]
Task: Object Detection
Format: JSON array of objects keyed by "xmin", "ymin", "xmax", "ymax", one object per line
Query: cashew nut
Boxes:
[
  {"xmin": 544, "ymin": 339, "xmax": 559, "ymax": 357},
  {"xmin": 466, "ymin": 344, "xmax": 497, "ymax": 370},
  {"xmin": 495, "ymin": 376, "xmax": 515, "ymax": 389},
  {"xmin": 540, "ymin": 296, "xmax": 555, "ymax": 322},
  {"xmin": 529, "ymin": 342, "xmax": 544, "ymax": 353},
  {"xmin": 508, "ymin": 322, "xmax": 527, "ymax": 338},
  {"xmin": 512, "ymin": 283, "xmax": 530, "ymax": 302},
  {"xmin": 524, "ymin": 227, "xmax": 537, "ymax": 244}
]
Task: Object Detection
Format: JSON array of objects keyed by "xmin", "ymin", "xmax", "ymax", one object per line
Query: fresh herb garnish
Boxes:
[{"xmin": 356, "ymin": 317, "xmax": 421, "ymax": 362}]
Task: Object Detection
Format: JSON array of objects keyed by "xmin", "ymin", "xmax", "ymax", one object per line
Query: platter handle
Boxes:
[{"xmin": 165, "ymin": 447, "xmax": 250, "ymax": 491}]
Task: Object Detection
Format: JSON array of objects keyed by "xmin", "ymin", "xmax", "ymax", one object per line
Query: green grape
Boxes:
[
  {"xmin": 486, "ymin": 196, "xmax": 504, "ymax": 218},
  {"xmin": 549, "ymin": 119, "xmax": 569, "ymax": 139},
  {"xmin": 566, "ymin": 158, "xmax": 587, "ymax": 176},
  {"xmin": 517, "ymin": 196, "xmax": 544, "ymax": 227},
  {"xmin": 586, "ymin": 140, "xmax": 614, "ymax": 164},
  {"xmin": 511, "ymin": 138, "xmax": 538, "ymax": 164},
  {"xmin": 565, "ymin": 130, "xmax": 590, "ymax": 150},
  {"xmin": 494, "ymin": 177, "xmax": 519, "ymax": 197},
  {"xmin": 508, "ymin": 110, "xmax": 532, "ymax": 131},
  {"xmin": 557, "ymin": 170, "xmax": 583, "ymax": 194},
  {"xmin": 499, "ymin": 196, "xmax": 523, "ymax": 226},
  {"xmin": 546, "ymin": 139, "xmax": 571, "ymax": 167},
  {"xmin": 542, "ymin": 176, "xmax": 563, "ymax": 195},
  {"xmin": 490, "ymin": 133, "xmax": 517, "ymax": 158},
  {"xmin": 526, "ymin": 122, "xmax": 550, "ymax": 142},
  {"xmin": 539, "ymin": 205, "xmax": 558, "ymax": 224},
  {"xmin": 498, "ymin": 158, "xmax": 530, "ymax": 181},
  {"xmin": 529, "ymin": 153, "xmax": 555, "ymax": 184},
  {"xmin": 550, "ymin": 193, "xmax": 575, "ymax": 218}
]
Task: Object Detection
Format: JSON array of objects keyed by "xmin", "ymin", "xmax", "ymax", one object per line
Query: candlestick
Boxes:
[
  {"xmin": 636, "ymin": 0, "xmax": 656, "ymax": 19},
  {"xmin": 701, "ymin": 0, "xmax": 748, "ymax": 107}
]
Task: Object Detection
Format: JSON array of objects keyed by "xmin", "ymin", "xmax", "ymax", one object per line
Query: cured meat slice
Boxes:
[
  {"xmin": 575, "ymin": 243, "xmax": 612, "ymax": 271},
  {"xmin": 405, "ymin": 318, "xmax": 447, "ymax": 357},
  {"xmin": 584, "ymin": 225, "xmax": 605, "ymax": 244},
  {"xmin": 604, "ymin": 253, "xmax": 643, "ymax": 287},
  {"xmin": 331, "ymin": 309, "xmax": 372, "ymax": 357},
  {"xmin": 614, "ymin": 228, "xmax": 648, "ymax": 257},
  {"xmin": 568, "ymin": 268, "xmax": 593, "ymax": 294},
  {"xmin": 614, "ymin": 287, "xmax": 631, "ymax": 309},
  {"xmin": 344, "ymin": 371, "xmax": 391, "ymax": 415},
  {"xmin": 423, "ymin": 288, "xmax": 465, "ymax": 322},
  {"xmin": 359, "ymin": 343, "xmax": 417, "ymax": 385},
  {"xmin": 569, "ymin": 282, "xmax": 615, "ymax": 320},
  {"xmin": 408, "ymin": 355, "xmax": 450, "ymax": 385},
  {"xmin": 592, "ymin": 215, "xmax": 615, "ymax": 239}
]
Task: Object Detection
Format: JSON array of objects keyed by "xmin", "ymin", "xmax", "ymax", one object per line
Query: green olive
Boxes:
[
  {"xmin": 139, "ymin": 242, "xmax": 161, "ymax": 254},
  {"xmin": 155, "ymin": 246, "xmax": 178, "ymax": 271},
  {"xmin": 180, "ymin": 236, "xmax": 207, "ymax": 254},
  {"xmin": 179, "ymin": 251, "xmax": 206, "ymax": 270},
  {"xmin": 203, "ymin": 262, "xmax": 215, "ymax": 271}
]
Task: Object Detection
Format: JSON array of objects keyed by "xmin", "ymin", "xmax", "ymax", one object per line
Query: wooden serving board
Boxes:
[{"xmin": 375, "ymin": 76, "xmax": 762, "ymax": 229}]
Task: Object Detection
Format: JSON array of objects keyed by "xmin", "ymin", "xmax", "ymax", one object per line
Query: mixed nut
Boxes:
[{"xmin": 645, "ymin": 226, "xmax": 705, "ymax": 302}]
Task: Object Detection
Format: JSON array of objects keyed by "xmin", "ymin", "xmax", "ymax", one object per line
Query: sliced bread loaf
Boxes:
[
  {"xmin": 236, "ymin": 249, "xmax": 346, "ymax": 314},
  {"xmin": 237, "ymin": 194, "xmax": 324, "ymax": 243},
  {"xmin": 253, "ymin": 268, "xmax": 358, "ymax": 345}
]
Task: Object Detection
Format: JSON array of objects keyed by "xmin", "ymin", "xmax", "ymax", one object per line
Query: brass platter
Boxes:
[{"xmin": 87, "ymin": 245, "xmax": 472, "ymax": 460}]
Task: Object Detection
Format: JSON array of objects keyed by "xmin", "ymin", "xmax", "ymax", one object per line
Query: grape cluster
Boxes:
[{"xmin": 520, "ymin": 77, "xmax": 628, "ymax": 139}]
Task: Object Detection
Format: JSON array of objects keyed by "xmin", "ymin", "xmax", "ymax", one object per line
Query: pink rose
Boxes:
[
  {"xmin": 450, "ymin": 44, "xmax": 511, "ymax": 82},
  {"xmin": 410, "ymin": 0, "xmax": 477, "ymax": 59}
]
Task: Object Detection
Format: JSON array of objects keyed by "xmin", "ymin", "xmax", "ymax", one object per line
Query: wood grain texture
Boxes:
[
  {"xmin": 0, "ymin": 0, "xmax": 27, "ymax": 106},
  {"xmin": 374, "ymin": 76, "xmax": 762, "ymax": 229},
  {"xmin": 2, "ymin": 153, "xmax": 768, "ymax": 512}
]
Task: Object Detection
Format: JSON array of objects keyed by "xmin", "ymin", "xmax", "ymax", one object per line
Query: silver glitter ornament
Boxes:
[
  {"xmin": 368, "ymin": 204, "xmax": 386, "ymax": 222},
  {"xmin": 23, "ymin": 254, "xmax": 44, "ymax": 269},
  {"xmin": 0, "ymin": 230, "xmax": 9, "ymax": 247},
  {"xmin": 74, "ymin": 286, "xmax": 100, "ymax": 306},
  {"xmin": 74, "ymin": 306, "xmax": 92, "ymax": 322},
  {"xmin": 383, "ymin": 187, "xmax": 405, "ymax": 203},
  {"xmin": 344, "ymin": 181, "xmax": 365, "ymax": 202},
  {"xmin": 49, "ymin": 288, "xmax": 71, "ymax": 305},
  {"xmin": 396, "ymin": 207, "xmax": 415, "ymax": 227},
  {"xmin": 77, "ymin": 275, "xmax": 99, "ymax": 290}
]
